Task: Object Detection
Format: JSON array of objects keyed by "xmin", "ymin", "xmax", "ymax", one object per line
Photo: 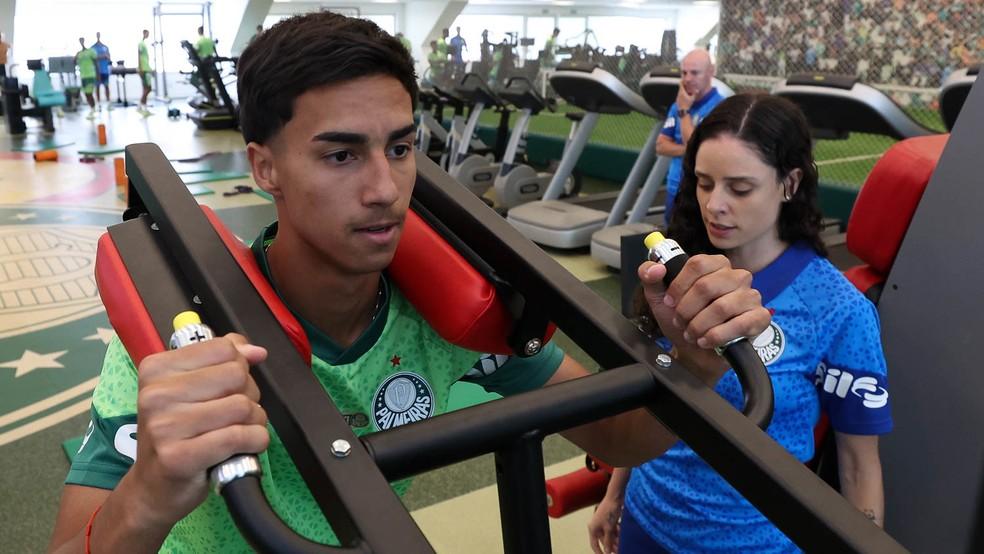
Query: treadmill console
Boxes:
[
  {"xmin": 556, "ymin": 60, "xmax": 599, "ymax": 73},
  {"xmin": 787, "ymin": 73, "xmax": 858, "ymax": 90}
]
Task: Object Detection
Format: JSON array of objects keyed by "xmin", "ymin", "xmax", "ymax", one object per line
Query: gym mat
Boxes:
[
  {"xmin": 9, "ymin": 140, "xmax": 75, "ymax": 152},
  {"xmin": 186, "ymin": 184, "xmax": 214, "ymax": 196},
  {"xmin": 182, "ymin": 171, "xmax": 250, "ymax": 184}
]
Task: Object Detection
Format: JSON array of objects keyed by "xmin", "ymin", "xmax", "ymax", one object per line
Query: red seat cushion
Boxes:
[
  {"xmin": 846, "ymin": 134, "xmax": 948, "ymax": 274},
  {"xmin": 843, "ymin": 264, "xmax": 885, "ymax": 297}
]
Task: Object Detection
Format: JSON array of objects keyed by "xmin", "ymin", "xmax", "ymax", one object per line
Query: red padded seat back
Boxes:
[
  {"xmin": 97, "ymin": 206, "xmax": 549, "ymax": 367},
  {"xmin": 846, "ymin": 134, "xmax": 948, "ymax": 277}
]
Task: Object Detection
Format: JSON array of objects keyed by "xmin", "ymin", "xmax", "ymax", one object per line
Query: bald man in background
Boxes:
[{"xmin": 656, "ymin": 49, "xmax": 725, "ymax": 222}]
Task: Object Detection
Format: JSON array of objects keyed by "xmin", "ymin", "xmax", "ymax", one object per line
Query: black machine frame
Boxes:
[{"xmin": 114, "ymin": 143, "xmax": 904, "ymax": 553}]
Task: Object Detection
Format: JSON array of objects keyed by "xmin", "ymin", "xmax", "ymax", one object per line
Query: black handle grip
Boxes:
[
  {"xmin": 651, "ymin": 241, "xmax": 775, "ymax": 430},
  {"xmin": 222, "ymin": 476, "xmax": 367, "ymax": 553}
]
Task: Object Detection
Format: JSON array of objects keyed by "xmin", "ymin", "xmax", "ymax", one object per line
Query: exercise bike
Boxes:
[{"xmin": 494, "ymin": 76, "xmax": 581, "ymax": 209}]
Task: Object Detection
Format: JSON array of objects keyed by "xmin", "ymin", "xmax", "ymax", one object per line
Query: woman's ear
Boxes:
[
  {"xmin": 247, "ymin": 142, "xmax": 282, "ymax": 199},
  {"xmin": 783, "ymin": 168, "xmax": 803, "ymax": 200}
]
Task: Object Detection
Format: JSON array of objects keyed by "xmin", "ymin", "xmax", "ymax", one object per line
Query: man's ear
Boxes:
[
  {"xmin": 784, "ymin": 168, "xmax": 803, "ymax": 198},
  {"xmin": 247, "ymin": 142, "xmax": 281, "ymax": 199}
]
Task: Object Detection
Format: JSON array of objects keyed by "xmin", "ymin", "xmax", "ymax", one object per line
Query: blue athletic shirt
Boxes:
[
  {"xmin": 626, "ymin": 242, "xmax": 893, "ymax": 553},
  {"xmin": 661, "ymin": 87, "xmax": 725, "ymax": 222},
  {"xmin": 93, "ymin": 42, "xmax": 111, "ymax": 75}
]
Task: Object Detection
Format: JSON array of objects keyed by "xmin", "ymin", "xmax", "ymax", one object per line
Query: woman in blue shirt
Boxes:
[{"xmin": 589, "ymin": 94, "xmax": 892, "ymax": 554}]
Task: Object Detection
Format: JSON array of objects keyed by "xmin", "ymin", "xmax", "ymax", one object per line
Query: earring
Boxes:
[{"xmin": 783, "ymin": 186, "xmax": 792, "ymax": 201}]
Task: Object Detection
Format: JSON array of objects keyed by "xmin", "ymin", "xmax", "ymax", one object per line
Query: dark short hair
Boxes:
[
  {"xmin": 237, "ymin": 12, "xmax": 418, "ymax": 145},
  {"xmin": 668, "ymin": 93, "xmax": 827, "ymax": 257},
  {"xmin": 198, "ymin": 26, "xmax": 204, "ymax": 34}
]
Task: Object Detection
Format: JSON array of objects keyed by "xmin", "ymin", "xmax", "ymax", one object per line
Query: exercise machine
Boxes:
[
  {"xmin": 772, "ymin": 73, "xmax": 937, "ymax": 140},
  {"xmin": 102, "ymin": 143, "xmax": 904, "ymax": 552},
  {"xmin": 415, "ymin": 87, "xmax": 448, "ymax": 164},
  {"xmin": 492, "ymin": 75, "xmax": 581, "ymax": 209},
  {"xmin": 590, "ymin": 68, "xmax": 735, "ymax": 268},
  {"xmin": 448, "ymin": 73, "xmax": 509, "ymax": 197},
  {"xmin": 506, "ymin": 61, "xmax": 662, "ymax": 249},
  {"xmin": 1, "ymin": 59, "xmax": 66, "ymax": 135},
  {"xmin": 180, "ymin": 40, "xmax": 238, "ymax": 130},
  {"xmin": 939, "ymin": 64, "xmax": 978, "ymax": 131}
]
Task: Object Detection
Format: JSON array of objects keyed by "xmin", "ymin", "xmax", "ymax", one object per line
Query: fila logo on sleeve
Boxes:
[{"xmin": 815, "ymin": 362, "xmax": 889, "ymax": 409}]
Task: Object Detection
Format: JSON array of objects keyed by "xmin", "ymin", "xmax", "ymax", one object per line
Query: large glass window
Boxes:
[
  {"xmin": 588, "ymin": 16, "xmax": 666, "ymax": 56},
  {"xmin": 361, "ymin": 15, "xmax": 396, "ymax": 36},
  {"xmin": 524, "ymin": 17, "xmax": 556, "ymax": 61},
  {"xmin": 448, "ymin": 15, "xmax": 524, "ymax": 63},
  {"xmin": 557, "ymin": 17, "xmax": 588, "ymax": 48},
  {"xmin": 12, "ymin": 1, "xmax": 154, "ymax": 79}
]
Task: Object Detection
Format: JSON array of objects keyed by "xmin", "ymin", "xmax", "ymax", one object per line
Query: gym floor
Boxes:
[{"xmin": 0, "ymin": 102, "xmax": 629, "ymax": 552}]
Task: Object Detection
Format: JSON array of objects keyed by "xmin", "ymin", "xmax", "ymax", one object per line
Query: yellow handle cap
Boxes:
[
  {"xmin": 173, "ymin": 311, "xmax": 202, "ymax": 331},
  {"xmin": 643, "ymin": 231, "xmax": 666, "ymax": 250}
]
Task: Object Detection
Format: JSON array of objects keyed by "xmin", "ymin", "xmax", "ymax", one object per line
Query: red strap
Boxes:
[{"xmin": 84, "ymin": 503, "xmax": 103, "ymax": 554}]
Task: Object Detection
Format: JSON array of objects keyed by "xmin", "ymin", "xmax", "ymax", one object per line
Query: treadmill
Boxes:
[
  {"xmin": 506, "ymin": 61, "xmax": 660, "ymax": 249},
  {"xmin": 590, "ymin": 69, "xmax": 736, "ymax": 268},
  {"xmin": 772, "ymin": 73, "xmax": 939, "ymax": 266},
  {"xmin": 772, "ymin": 73, "xmax": 936, "ymax": 140},
  {"xmin": 939, "ymin": 64, "xmax": 979, "ymax": 131}
]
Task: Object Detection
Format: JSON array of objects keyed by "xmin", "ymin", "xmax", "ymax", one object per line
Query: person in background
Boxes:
[
  {"xmin": 249, "ymin": 24, "xmax": 262, "ymax": 45},
  {"xmin": 0, "ymin": 31, "xmax": 11, "ymax": 79},
  {"xmin": 542, "ymin": 27, "xmax": 560, "ymax": 69},
  {"xmin": 656, "ymin": 48, "xmax": 725, "ymax": 223},
  {"xmin": 426, "ymin": 39, "xmax": 446, "ymax": 85},
  {"xmin": 588, "ymin": 94, "xmax": 891, "ymax": 554},
  {"xmin": 195, "ymin": 26, "xmax": 216, "ymax": 60},
  {"xmin": 449, "ymin": 26, "xmax": 467, "ymax": 76},
  {"xmin": 75, "ymin": 37, "xmax": 98, "ymax": 119},
  {"xmin": 92, "ymin": 32, "xmax": 112, "ymax": 105},
  {"xmin": 137, "ymin": 29, "xmax": 153, "ymax": 117},
  {"xmin": 396, "ymin": 32, "xmax": 412, "ymax": 57}
]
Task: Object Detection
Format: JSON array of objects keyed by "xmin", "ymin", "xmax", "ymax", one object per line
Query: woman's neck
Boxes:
[{"xmin": 726, "ymin": 232, "xmax": 789, "ymax": 273}]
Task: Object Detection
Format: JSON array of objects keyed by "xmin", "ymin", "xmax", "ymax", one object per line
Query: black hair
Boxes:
[
  {"xmin": 668, "ymin": 93, "xmax": 827, "ymax": 257},
  {"xmin": 630, "ymin": 93, "xmax": 826, "ymax": 330},
  {"xmin": 237, "ymin": 12, "xmax": 418, "ymax": 145}
]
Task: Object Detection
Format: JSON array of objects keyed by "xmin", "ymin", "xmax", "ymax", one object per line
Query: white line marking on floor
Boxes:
[
  {"xmin": 0, "ymin": 397, "xmax": 91, "ymax": 447},
  {"xmin": 0, "ymin": 377, "xmax": 98, "ymax": 429},
  {"xmin": 817, "ymin": 153, "xmax": 883, "ymax": 167}
]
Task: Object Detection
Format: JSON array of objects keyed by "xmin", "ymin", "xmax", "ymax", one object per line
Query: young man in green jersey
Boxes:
[
  {"xmin": 195, "ymin": 25, "xmax": 216, "ymax": 60},
  {"xmin": 137, "ymin": 29, "xmax": 152, "ymax": 116},
  {"xmin": 48, "ymin": 13, "xmax": 769, "ymax": 552},
  {"xmin": 75, "ymin": 37, "xmax": 98, "ymax": 119}
]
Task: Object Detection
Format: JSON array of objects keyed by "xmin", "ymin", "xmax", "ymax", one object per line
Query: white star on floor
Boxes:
[
  {"xmin": 12, "ymin": 212, "xmax": 38, "ymax": 221},
  {"xmin": 0, "ymin": 350, "xmax": 68, "ymax": 378},
  {"xmin": 84, "ymin": 327, "xmax": 117, "ymax": 344}
]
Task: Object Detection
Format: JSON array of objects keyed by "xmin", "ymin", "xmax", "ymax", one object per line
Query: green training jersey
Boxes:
[
  {"xmin": 77, "ymin": 48, "xmax": 98, "ymax": 79},
  {"xmin": 138, "ymin": 40, "xmax": 151, "ymax": 72},
  {"xmin": 436, "ymin": 37, "xmax": 448, "ymax": 59},
  {"xmin": 66, "ymin": 222, "xmax": 563, "ymax": 550},
  {"xmin": 196, "ymin": 35, "xmax": 216, "ymax": 59}
]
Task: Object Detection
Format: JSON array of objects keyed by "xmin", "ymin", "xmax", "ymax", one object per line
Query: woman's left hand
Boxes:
[{"xmin": 637, "ymin": 254, "xmax": 771, "ymax": 381}]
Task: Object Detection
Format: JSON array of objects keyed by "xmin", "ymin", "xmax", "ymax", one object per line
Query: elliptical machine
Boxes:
[
  {"xmin": 493, "ymin": 76, "xmax": 581, "ymax": 209},
  {"xmin": 447, "ymin": 73, "xmax": 509, "ymax": 197},
  {"xmin": 415, "ymin": 87, "xmax": 449, "ymax": 164}
]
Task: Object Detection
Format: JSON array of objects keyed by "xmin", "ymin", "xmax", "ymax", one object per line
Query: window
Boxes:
[
  {"xmin": 361, "ymin": 15, "xmax": 396, "ymax": 36},
  {"xmin": 588, "ymin": 16, "xmax": 666, "ymax": 56},
  {"xmin": 525, "ymin": 17, "xmax": 556, "ymax": 60},
  {"xmin": 449, "ymin": 14, "xmax": 525, "ymax": 62}
]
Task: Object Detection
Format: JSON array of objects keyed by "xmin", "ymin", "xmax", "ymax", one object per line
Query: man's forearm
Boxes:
[
  {"xmin": 562, "ymin": 408, "xmax": 677, "ymax": 467},
  {"xmin": 655, "ymin": 141, "xmax": 686, "ymax": 157}
]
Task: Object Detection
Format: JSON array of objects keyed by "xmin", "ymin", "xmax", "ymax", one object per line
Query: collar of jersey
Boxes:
[
  {"xmin": 692, "ymin": 87, "xmax": 721, "ymax": 112},
  {"xmin": 751, "ymin": 241, "xmax": 817, "ymax": 305},
  {"xmin": 250, "ymin": 221, "xmax": 391, "ymax": 365}
]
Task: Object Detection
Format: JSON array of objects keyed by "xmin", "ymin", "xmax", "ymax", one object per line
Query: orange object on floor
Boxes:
[
  {"xmin": 114, "ymin": 157, "xmax": 127, "ymax": 201},
  {"xmin": 33, "ymin": 149, "xmax": 58, "ymax": 162},
  {"xmin": 97, "ymin": 124, "xmax": 107, "ymax": 146}
]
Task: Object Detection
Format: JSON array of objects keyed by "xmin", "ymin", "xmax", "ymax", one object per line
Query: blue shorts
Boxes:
[
  {"xmin": 618, "ymin": 506, "xmax": 671, "ymax": 554},
  {"xmin": 97, "ymin": 72, "xmax": 110, "ymax": 85}
]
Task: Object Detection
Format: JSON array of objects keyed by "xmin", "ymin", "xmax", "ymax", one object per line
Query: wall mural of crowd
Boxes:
[{"xmin": 718, "ymin": 0, "xmax": 981, "ymax": 91}]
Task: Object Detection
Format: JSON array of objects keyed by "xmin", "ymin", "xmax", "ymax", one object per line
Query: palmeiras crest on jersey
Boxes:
[
  {"xmin": 372, "ymin": 371, "xmax": 435, "ymax": 430},
  {"xmin": 751, "ymin": 321, "xmax": 786, "ymax": 366},
  {"xmin": 0, "ymin": 204, "xmax": 123, "ymax": 447}
]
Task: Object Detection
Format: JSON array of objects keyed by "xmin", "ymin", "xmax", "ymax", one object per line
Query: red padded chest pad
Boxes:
[{"xmin": 846, "ymin": 134, "xmax": 948, "ymax": 274}]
